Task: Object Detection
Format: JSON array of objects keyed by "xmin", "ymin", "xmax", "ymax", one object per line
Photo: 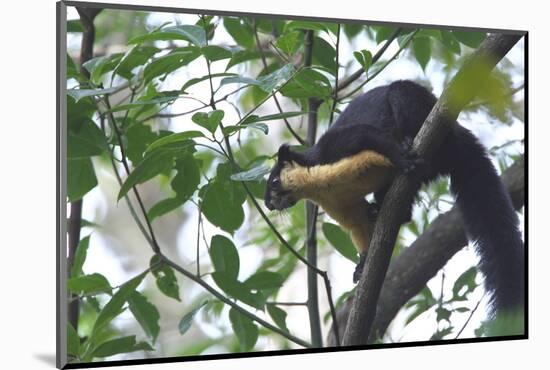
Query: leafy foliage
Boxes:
[{"xmin": 66, "ymin": 8, "xmax": 522, "ymax": 361}]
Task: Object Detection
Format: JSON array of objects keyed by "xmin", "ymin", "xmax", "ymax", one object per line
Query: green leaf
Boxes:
[
  {"xmin": 436, "ymin": 306, "xmax": 452, "ymax": 323},
  {"xmin": 83, "ymin": 54, "xmax": 124, "ymax": 84},
  {"xmin": 405, "ymin": 304, "xmax": 429, "ymax": 325},
  {"xmin": 167, "ymin": 25, "xmax": 207, "ymax": 46},
  {"xmin": 67, "ymin": 323, "xmax": 80, "ymax": 356},
  {"xmin": 150, "ymin": 255, "xmax": 181, "ymax": 301},
  {"xmin": 125, "ymin": 123, "xmax": 158, "ymax": 164},
  {"xmin": 440, "ymin": 31, "xmax": 461, "ymax": 55},
  {"xmin": 145, "ymin": 131, "xmax": 204, "ymax": 155},
  {"xmin": 344, "ymin": 23, "xmax": 363, "ymax": 39},
  {"xmin": 71, "ymin": 236, "xmax": 90, "ymax": 278},
  {"xmin": 323, "ymin": 22, "xmax": 340, "ymax": 36},
  {"xmin": 312, "ymin": 36, "xmax": 337, "ymax": 73},
  {"xmin": 191, "ymin": 110, "xmax": 224, "ymax": 133},
  {"xmin": 106, "ymin": 94, "xmax": 180, "ymax": 113},
  {"xmin": 211, "ymin": 272, "xmax": 265, "ymax": 309},
  {"xmin": 128, "ymin": 291, "xmax": 161, "ymax": 343},
  {"xmin": 322, "ymin": 223, "xmax": 359, "ymax": 263},
  {"xmin": 91, "ymin": 336, "xmax": 153, "ymax": 358},
  {"xmin": 117, "ymin": 150, "xmax": 174, "ymax": 201},
  {"xmin": 229, "ymin": 308, "xmax": 259, "ymax": 352},
  {"xmin": 430, "ymin": 326, "xmax": 454, "ymax": 340},
  {"xmin": 67, "ymin": 54, "xmax": 81, "ymax": 80},
  {"xmin": 67, "ymin": 86, "xmax": 121, "ymax": 102},
  {"xmin": 67, "ymin": 19, "xmax": 83, "ymax": 33},
  {"xmin": 201, "ymin": 180, "xmax": 245, "ymax": 233},
  {"xmin": 223, "ymin": 18, "xmax": 254, "ymax": 48},
  {"xmin": 67, "ymin": 95, "xmax": 96, "ymax": 128},
  {"xmin": 226, "ymin": 50, "xmax": 262, "ymax": 70},
  {"xmin": 148, "ymin": 153, "xmax": 201, "ymax": 221},
  {"xmin": 178, "ymin": 300, "xmax": 209, "ymax": 335},
  {"xmin": 246, "ymin": 179, "xmax": 267, "ymax": 199},
  {"xmin": 374, "ymin": 26, "xmax": 397, "ymax": 44},
  {"xmin": 68, "ymin": 273, "xmax": 112, "ymax": 295},
  {"xmin": 451, "ymin": 31, "xmax": 486, "ymax": 49},
  {"xmin": 129, "ymin": 25, "xmax": 206, "ymax": 46},
  {"xmin": 219, "ymin": 76, "xmax": 259, "ymax": 87},
  {"xmin": 68, "ymin": 119, "xmax": 107, "ymax": 159},
  {"xmin": 452, "ymin": 266, "xmax": 478, "ymax": 298},
  {"xmin": 412, "ymin": 37, "xmax": 432, "ymax": 71},
  {"xmin": 222, "ymin": 123, "xmax": 269, "ymax": 136},
  {"xmin": 230, "ymin": 164, "xmax": 271, "ymax": 182},
  {"xmin": 242, "ymin": 111, "xmax": 307, "ymax": 124},
  {"xmin": 148, "ymin": 197, "xmax": 185, "ymax": 221},
  {"xmin": 209, "ymin": 235, "xmax": 240, "ymax": 279},
  {"xmin": 67, "ymin": 158, "xmax": 98, "ymax": 202},
  {"xmin": 266, "ymin": 304, "xmax": 289, "ymax": 332},
  {"xmin": 280, "ymin": 68, "xmax": 332, "ymax": 98},
  {"xmin": 201, "ymin": 164, "xmax": 247, "ymax": 233},
  {"xmin": 171, "ymin": 154, "xmax": 201, "ymax": 199},
  {"xmin": 353, "ymin": 49, "xmax": 373, "ymax": 75},
  {"xmin": 201, "ymin": 45, "xmax": 233, "ymax": 62},
  {"xmin": 454, "ymin": 307, "xmax": 470, "ymax": 313},
  {"xmin": 244, "ymin": 271, "xmax": 284, "ymax": 290},
  {"xmin": 275, "ymin": 31, "xmax": 302, "ymax": 55},
  {"xmin": 91, "ymin": 272, "xmax": 146, "ymax": 339},
  {"xmin": 256, "ymin": 64, "xmax": 296, "ymax": 93},
  {"xmin": 222, "ymin": 64, "xmax": 296, "ymax": 94},
  {"xmin": 113, "ymin": 45, "xmax": 160, "ymax": 80},
  {"xmin": 181, "ymin": 72, "xmax": 237, "ymax": 92},
  {"xmin": 405, "ymin": 287, "xmax": 436, "ymax": 325},
  {"xmin": 143, "ymin": 48, "xmax": 201, "ymax": 85},
  {"xmin": 284, "ymin": 21, "xmax": 327, "ymax": 33}
]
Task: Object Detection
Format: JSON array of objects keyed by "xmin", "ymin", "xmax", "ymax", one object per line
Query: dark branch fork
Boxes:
[
  {"xmin": 327, "ymin": 156, "xmax": 524, "ymax": 345},
  {"xmin": 341, "ymin": 33, "xmax": 523, "ymax": 346}
]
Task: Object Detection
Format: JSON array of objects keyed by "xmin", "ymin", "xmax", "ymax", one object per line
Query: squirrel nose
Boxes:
[{"xmin": 265, "ymin": 201, "xmax": 275, "ymax": 211}]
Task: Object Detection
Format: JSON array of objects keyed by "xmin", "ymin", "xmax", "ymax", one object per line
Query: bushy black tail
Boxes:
[{"xmin": 443, "ymin": 126, "xmax": 524, "ymax": 315}]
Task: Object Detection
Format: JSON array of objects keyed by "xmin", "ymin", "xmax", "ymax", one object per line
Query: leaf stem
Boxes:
[{"xmin": 338, "ymin": 30, "xmax": 418, "ymax": 101}]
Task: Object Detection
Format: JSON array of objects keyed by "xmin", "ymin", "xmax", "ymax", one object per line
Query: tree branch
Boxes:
[
  {"xmin": 67, "ymin": 6, "xmax": 102, "ymax": 332},
  {"xmin": 328, "ymin": 154, "xmax": 524, "ymax": 346},
  {"xmin": 341, "ymin": 33, "xmax": 523, "ymax": 346},
  {"xmin": 336, "ymin": 27, "xmax": 402, "ymax": 92},
  {"xmin": 253, "ymin": 20, "xmax": 306, "ymax": 145},
  {"xmin": 303, "ymin": 29, "xmax": 323, "ymax": 347}
]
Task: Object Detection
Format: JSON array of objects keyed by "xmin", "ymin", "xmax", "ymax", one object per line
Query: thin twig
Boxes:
[
  {"xmin": 68, "ymin": 6, "xmax": 103, "ymax": 331},
  {"xmin": 98, "ymin": 102, "xmax": 311, "ymax": 347},
  {"xmin": 338, "ymin": 30, "xmax": 418, "ymax": 101},
  {"xmin": 268, "ymin": 301, "xmax": 308, "ymax": 306},
  {"xmin": 337, "ymin": 27, "xmax": 402, "ymax": 92},
  {"xmin": 161, "ymin": 254, "xmax": 311, "ymax": 347},
  {"xmin": 253, "ymin": 20, "xmax": 306, "ymax": 145},
  {"xmin": 455, "ymin": 293, "xmax": 485, "ymax": 339},
  {"xmin": 303, "ymin": 29, "xmax": 323, "ymax": 348},
  {"xmin": 328, "ymin": 24, "xmax": 341, "ymax": 126},
  {"xmin": 196, "ymin": 201, "xmax": 202, "ymax": 277},
  {"xmin": 341, "ymin": 33, "xmax": 523, "ymax": 346},
  {"xmin": 69, "ymin": 260, "xmax": 163, "ymax": 303}
]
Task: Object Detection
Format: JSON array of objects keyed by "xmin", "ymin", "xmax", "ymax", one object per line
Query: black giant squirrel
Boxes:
[{"xmin": 264, "ymin": 80, "xmax": 524, "ymax": 316}]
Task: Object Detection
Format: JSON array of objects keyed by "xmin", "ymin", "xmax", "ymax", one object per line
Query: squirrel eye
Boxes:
[{"xmin": 272, "ymin": 178, "xmax": 280, "ymax": 187}]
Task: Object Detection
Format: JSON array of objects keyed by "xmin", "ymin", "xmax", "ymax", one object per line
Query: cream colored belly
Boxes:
[{"xmin": 280, "ymin": 150, "xmax": 396, "ymax": 253}]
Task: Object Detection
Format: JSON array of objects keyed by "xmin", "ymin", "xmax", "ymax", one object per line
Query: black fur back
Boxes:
[{"xmin": 327, "ymin": 80, "xmax": 525, "ymax": 314}]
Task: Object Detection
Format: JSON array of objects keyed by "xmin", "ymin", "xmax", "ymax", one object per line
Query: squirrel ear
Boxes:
[{"xmin": 278, "ymin": 144, "xmax": 291, "ymax": 162}]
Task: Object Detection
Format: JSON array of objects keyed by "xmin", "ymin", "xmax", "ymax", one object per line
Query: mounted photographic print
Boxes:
[{"xmin": 57, "ymin": 1, "xmax": 527, "ymax": 368}]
